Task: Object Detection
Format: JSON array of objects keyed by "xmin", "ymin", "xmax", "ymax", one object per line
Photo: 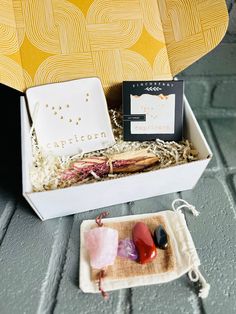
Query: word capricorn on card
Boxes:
[{"xmin": 46, "ymin": 132, "xmax": 108, "ymax": 149}]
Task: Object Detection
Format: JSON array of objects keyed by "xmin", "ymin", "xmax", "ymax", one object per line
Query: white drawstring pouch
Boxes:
[{"xmin": 79, "ymin": 199, "xmax": 210, "ymax": 299}]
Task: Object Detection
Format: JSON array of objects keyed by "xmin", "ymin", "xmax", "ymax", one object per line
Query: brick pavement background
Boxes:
[{"xmin": 0, "ymin": 1, "xmax": 235, "ymax": 313}]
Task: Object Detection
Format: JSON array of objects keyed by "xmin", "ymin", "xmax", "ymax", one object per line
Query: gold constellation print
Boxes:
[
  {"xmin": 86, "ymin": 92, "xmax": 89, "ymax": 102},
  {"xmin": 76, "ymin": 117, "xmax": 81, "ymax": 126},
  {"xmin": 44, "ymin": 102, "xmax": 82, "ymax": 126}
]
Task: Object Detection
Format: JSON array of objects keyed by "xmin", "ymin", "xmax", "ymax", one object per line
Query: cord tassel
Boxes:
[
  {"xmin": 188, "ymin": 267, "xmax": 210, "ymax": 299},
  {"xmin": 197, "ymin": 270, "xmax": 211, "ymax": 299}
]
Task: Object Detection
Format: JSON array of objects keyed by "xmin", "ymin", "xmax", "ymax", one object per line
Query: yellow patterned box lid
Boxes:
[{"xmin": 0, "ymin": 0, "xmax": 228, "ymax": 104}]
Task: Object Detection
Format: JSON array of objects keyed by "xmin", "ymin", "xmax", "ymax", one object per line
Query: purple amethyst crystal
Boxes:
[{"xmin": 117, "ymin": 238, "xmax": 138, "ymax": 261}]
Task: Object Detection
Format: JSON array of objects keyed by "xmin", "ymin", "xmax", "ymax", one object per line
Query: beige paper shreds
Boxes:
[
  {"xmin": 90, "ymin": 216, "xmax": 175, "ymax": 281},
  {"xmin": 30, "ymin": 110, "xmax": 199, "ymax": 192}
]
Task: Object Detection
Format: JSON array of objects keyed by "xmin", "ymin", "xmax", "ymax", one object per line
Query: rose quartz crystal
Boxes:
[{"xmin": 85, "ymin": 227, "xmax": 118, "ymax": 269}]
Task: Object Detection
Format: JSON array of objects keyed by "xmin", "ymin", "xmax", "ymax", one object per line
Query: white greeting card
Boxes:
[
  {"xmin": 26, "ymin": 78, "xmax": 115, "ymax": 156},
  {"xmin": 130, "ymin": 94, "xmax": 175, "ymax": 134}
]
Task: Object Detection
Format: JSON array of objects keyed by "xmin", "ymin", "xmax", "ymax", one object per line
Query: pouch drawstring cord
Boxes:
[
  {"xmin": 172, "ymin": 198, "xmax": 200, "ymax": 216},
  {"xmin": 172, "ymin": 198, "xmax": 210, "ymax": 298}
]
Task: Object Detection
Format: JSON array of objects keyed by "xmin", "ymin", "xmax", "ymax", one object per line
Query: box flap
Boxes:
[{"xmin": 0, "ymin": 0, "xmax": 228, "ymax": 102}]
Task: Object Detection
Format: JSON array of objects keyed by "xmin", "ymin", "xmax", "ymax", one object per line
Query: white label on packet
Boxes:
[
  {"xmin": 26, "ymin": 78, "xmax": 115, "ymax": 156},
  {"xmin": 130, "ymin": 94, "xmax": 175, "ymax": 134}
]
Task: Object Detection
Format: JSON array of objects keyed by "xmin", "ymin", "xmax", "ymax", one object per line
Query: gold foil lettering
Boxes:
[{"xmin": 45, "ymin": 130, "xmax": 108, "ymax": 150}]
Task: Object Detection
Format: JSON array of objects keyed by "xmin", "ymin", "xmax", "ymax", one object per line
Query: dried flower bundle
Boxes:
[{"xmin": 61, "ymin": 150, "xmax": 160, "ymax": 183}]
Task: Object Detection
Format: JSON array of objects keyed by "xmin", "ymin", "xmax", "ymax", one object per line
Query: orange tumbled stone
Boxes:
[{"xmin": 132, "ymin": 222, "xmax": 157, "ymax": 264}]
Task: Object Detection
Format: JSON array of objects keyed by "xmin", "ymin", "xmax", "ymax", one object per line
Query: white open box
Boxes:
[
  {"xmin": 21, "ymin": 95, "xmax": 212, "ymax": 220},
  {"xmin": 1, "ymin": 1, "xmax": 227, "ymax": 220}
]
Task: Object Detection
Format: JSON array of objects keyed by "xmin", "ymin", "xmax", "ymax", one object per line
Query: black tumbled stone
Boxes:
[{"xmin": 153, "ymin": 225, "xmax": 168, "ymax": 249}]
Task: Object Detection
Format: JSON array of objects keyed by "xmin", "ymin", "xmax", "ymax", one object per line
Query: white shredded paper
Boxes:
[{"xmin": 30, "ymin": 109, "xmax": 199, "ymax": 192}]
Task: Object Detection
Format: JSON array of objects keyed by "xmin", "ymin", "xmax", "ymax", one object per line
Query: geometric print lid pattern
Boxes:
[{"xmin": 0, "ymin": 0, "xmax": 228, "ymax": 104}]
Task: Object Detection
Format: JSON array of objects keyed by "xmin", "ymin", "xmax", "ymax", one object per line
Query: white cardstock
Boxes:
[
  {"xmin": 26, "ymin": 78, "xmax": 115, "ymax": 156},
  {"xmin": 130, "ymin": 94, "xmax": 175, "ymax": 134}
]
